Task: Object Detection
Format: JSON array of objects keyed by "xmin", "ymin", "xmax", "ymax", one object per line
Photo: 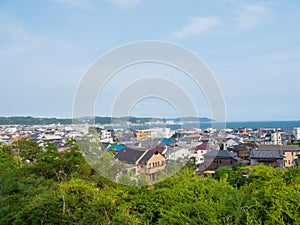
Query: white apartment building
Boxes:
[
  {"xmin": 271, "ymin": 132, "xmax": 282, "ymax": 145},
  {"xmin": 150, "ymin": 127, "xmax": 174, "ymax": 139},
  {"xmin": 294, "ymin": 127, "xmax": 300, "ymax": 140},
  {"xmin": 100, "ymin": 130, "xmax": 112, "ymax": 140}
]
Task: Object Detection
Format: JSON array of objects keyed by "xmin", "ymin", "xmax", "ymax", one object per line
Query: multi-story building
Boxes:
[
  {"xmin": 265, "ymin": 131, "xmax": 282, "ymax": 145},
  {"xmin": 271, "ymin": 132, "xmax": 282, "ymax": 145},
  {"xmin": 150, "ymin": 127, "xmax": 173, "ymax": 139},
  {"xmin": 114, "ymin": 147, "xmax": 166, "ymax": 181},
  {"xmin": 136, "ymin": 129, "xmax": 152, "ymax": 140},
  {"xmin": 294, "ymin": 127, "xmax": 300, "ymax": 140},
  {"xmin": 100, "ymin": 130, "xmax": 112, "ymax": 139}
]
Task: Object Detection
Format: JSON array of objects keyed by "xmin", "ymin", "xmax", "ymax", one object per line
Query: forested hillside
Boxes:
[
  {"xmin": 0, "ymin": 116, "xmax": 211, "ymax": 125},
  {"xmin": 1, "ymin": 141, "xmax": 300, "ymax": 224}
]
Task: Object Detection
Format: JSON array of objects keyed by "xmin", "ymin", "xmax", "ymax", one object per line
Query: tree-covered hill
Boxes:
[
  {"xmin": 1, "ymin": 141, "xmax": 299, "ymax": 224},
  {"xmin": 0, "ymin": 116, "xmax": 73, "ymax": 125},
  {"xmin": 0, "ymin": 116, "xmax": 212, "ymax": 125}
]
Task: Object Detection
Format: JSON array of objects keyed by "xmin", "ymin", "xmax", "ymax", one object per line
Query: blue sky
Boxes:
[{"xmin": 0, "ymin": 0, "xmax": 299, "ymax": 121}]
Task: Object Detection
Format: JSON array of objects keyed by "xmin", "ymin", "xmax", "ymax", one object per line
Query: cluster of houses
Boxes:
[
  {"xmin": 0, "ymin": 124, "xmax": 85, "ymax": 151},
  {"xmin": 108, "ymin": 127, "xmax": 300, "ymax": 180},
  {"xmin": 1, "ymin": 124, "xmax": 300, "ymax": 181}
]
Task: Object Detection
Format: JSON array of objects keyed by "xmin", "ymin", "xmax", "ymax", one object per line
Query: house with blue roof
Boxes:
[
  {"xmin": 107, "ymin": 144, "xmax": 125, "ymax": 152},
  {"xmin": 160, "ymin": 138, "xmax": 172, "ymax": 145}
]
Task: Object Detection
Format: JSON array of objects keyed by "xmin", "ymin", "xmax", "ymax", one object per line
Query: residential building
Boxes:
[
  {"xmin": 250, "ymin": 150, "xmax": 284, "ymax": 168},
  {"xmin": 271, "ymin": 132, "xmax": 282, "ymax": 145},
  {"xmin": 165, "ymin": 146, "xmax": 191, "ymax": 161},
  {"xmin": 99, "ymin": 130, "xmax": 113, "ymax": 143},
  {"xmin": 257, "ymin": 145, "xmax": 299, "ymax": 167},
  {"xmin": 100, "ymin": 130, "xmax": 112, "ymax": 140},
  {"xmin": 229, "ymin": 144, "xmax": 252, "ymax": 160},
  {"xmin": 136, "ymin": 129, "xmax": 152, "ymax": 140},
  {"xmin": 223, "ymin": 137, "xmax": 243, "ymax": 150},
  {"xmin": 114, "ymin": 147, "xmax": 145, "ymax": 165},
  {"xmin": 150, "ymin": 127, "xmax": 173, "ymax": 139},
  {"xmin": 138, "ymin": 150, "xmax": 166, "ymax": 180},
  {"xmin": 114, "ymin": 147, "xmax": 166, "ymax": 181},
  {"xmin": 294, "ymin": 127, "xmax": 300, "ymax": 140},
  {"xmin": 236, "ymin": 128, "xmax": 247, "ymax": 136},
  {"xmin": 190, "ymin": 142, "xmax": 219, "ymax": 165},
  {"xmin": 199, "ymin": 150, "xmax": 240, "ymax": 172}
]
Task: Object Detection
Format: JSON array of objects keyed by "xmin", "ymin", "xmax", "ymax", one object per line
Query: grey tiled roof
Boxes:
[
  {"xmin": 258, "ymin": 145, "xmax": 299, "ymax": 151},
  {"xmin": 114, "ymin": 147, "xmax": 146, "ymax": 164},
  {"xmin": 232, "ymin": 145, "xmax": 252, "ymax": 151},
  {"xmin": 138, "ymin": 150, "xmax": 157, "ymax": 164},
  {"xmin": 204, "ymin": 150, "xmax": 239, "ymax": 160},
  {"xmin": 250, "ymin": 150, "xmax": 284, "ymax": 159}
]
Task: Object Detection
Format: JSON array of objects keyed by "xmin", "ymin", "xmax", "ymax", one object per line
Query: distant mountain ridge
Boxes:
[{"xmin": 0, "ymin": 116, "xmax": 212, "ymax": 125}]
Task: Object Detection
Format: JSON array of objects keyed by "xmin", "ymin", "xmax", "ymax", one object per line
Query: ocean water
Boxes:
[
  {"xmin": 105, "ymin": 121, "xmax": 300, "ymax": 131},
  {"xmin": 223, "ymin": 121, "xmax": 300, "ymax": 131}
]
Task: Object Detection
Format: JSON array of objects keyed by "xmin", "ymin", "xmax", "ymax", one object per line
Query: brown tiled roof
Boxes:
[
  {"xmin": 10, "ymin": 135, "xmax": 28, "ymax": 142},
  {"xmin": 150, "ymin": 146, "xmax": 165, "ymax": 153},
  {"xmin": 194, "ymin": 143, "xmax": 219, "ymax": 150},
  {"xmin": 186, "ymin": 134, "xmax": 201, "ymax": 138}
]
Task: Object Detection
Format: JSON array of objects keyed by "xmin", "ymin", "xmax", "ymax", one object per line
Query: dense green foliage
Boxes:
[
  {"xmin": 0, "ymin": 116, "xmax": 73, "ymax": 125},
  {"xmin": 1, "ymin": 141, "xmax": 300, "ymax": 224}
]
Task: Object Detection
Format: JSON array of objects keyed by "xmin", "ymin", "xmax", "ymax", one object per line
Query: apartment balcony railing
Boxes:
[{"xmin": 138, "ymin": 165, "xmax": 166, "ymax": 174}]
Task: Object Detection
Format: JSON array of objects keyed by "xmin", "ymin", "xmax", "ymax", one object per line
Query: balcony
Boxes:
[{"xmin": 138, "ymin": 164, "xmax": 166, "ymax": 174}]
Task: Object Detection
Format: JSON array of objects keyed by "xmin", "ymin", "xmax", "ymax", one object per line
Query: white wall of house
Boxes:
[
  {"xmin": 100, "ymin": 137, "xmax": 114, "ymax": 143},
  {"xmin": 166, "ymin": 147, "xmax": 191, "ymax": 161},
  {"xmin": 224, "ymin": 138, "xmax": 243, "ymax": 149},
  {"xmin": 191, "ymin": 149, "xmax": 212, "ymax": 165}
]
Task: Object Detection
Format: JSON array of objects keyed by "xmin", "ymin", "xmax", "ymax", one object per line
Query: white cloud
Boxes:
[
  {"xmin": 0, "ymin": 12, "xmax": 75, "ymax": 76},
  {"xmin": 105, "ymin": 0, "xmax": 141, "ymax": 8},
  {"xmin": 171, "ymin": 17, "xmax": 220, "ymax": 39},
  {"xmin": 50, "ymin": 0, "xmax": 93, "ymax": 9},
  {"xmin": 235, "ymin": 4, "xmax": 268, "ymax": 30},
  {"xmin": 0, "ymin": 14, "xmax": 41, "ymax": 47},
  {"xmin": 51, "ymin": 0, "xmax": 141, "ymax": 9},
  {"xmin": 0, "ymin": 13, "xmax": 71, "ymax": 49}
]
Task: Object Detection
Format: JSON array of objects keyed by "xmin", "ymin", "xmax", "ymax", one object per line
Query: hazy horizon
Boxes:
[{"xmin": 1, "ymin": 115, "xmax": 300, "ymax": 123}]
